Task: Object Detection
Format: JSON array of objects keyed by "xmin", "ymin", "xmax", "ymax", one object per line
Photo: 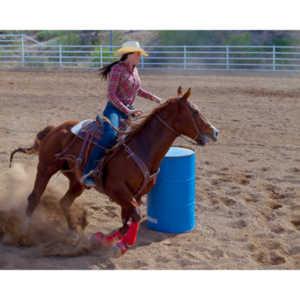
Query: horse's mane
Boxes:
[{"xmin": 125, "ymin": 98, "xmax": 178, "ymax": 141}]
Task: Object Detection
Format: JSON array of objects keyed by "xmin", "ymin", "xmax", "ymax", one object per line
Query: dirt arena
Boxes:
[{"xmin": 0, "ymin": 69, "xmax": 300, "ymax": 270}]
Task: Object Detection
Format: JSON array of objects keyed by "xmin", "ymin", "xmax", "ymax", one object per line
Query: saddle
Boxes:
[
  {"xmin": 70, "ymin": 116, "xmax": 105, "ymax": 147},
  {"xmin": 56, "ymin": 115, "xmax": 129, "ymax": 184},
  {"xmin": 69, "ymin": 114, "xmax": 129, "ymax": 168}
]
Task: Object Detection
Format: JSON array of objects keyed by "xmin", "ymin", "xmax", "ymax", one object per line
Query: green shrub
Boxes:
[
  {"xmin": 36, "ymin": 31, "xmax": 63, "ymax": 42},
  {"xmin": 224, "ymin": 33, "xmax": 251, "ymax": 45},
  {"xmin": 56, "ymin": 32, "xmax": 80, "ymax": 45}
]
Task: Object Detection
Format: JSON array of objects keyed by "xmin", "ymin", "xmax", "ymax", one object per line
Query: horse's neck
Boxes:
[{"xmin": 128, "ymin": 112, "xmax": 177, "ymax": 173}]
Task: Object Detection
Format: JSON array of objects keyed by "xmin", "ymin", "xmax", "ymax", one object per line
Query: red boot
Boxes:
[
  {"xmin": 90, "ymin": 231, "xmax": 120, "ymax": 248},
  {"xmin": 122, "ymin": 222, "xmax": 140, "ymax": 246}
]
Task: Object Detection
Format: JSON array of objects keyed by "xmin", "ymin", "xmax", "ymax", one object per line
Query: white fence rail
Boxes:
[{"xmin": 1, "ymin": 34, "xmax": 300, "ymax": 71}]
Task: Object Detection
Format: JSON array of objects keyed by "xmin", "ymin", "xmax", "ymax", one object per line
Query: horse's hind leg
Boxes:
[
  {"xmin": 26, "ymin": 163, "xmax": 59, "ymax": 219},
  {"xmin": 24, "ymin": 163, "xmax": 59, "ymax": 238},
  {"xmin": 60, "ymin": 171, "xmax": 84, "ymax": 241}
]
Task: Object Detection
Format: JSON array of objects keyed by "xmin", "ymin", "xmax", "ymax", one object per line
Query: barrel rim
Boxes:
[{"xmin": 165, "ymin": 146, "xmax": 195, "ymax": 158}]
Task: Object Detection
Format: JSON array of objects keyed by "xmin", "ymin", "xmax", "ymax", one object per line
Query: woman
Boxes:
[{"xmin": 82, "ymin": 41, "xmax": 162, "ymax": 187}]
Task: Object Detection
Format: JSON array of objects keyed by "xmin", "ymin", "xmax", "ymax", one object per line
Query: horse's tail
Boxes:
[{"xmin": 9, "ymin": 125, "xmax": 55, "ymax": 168}]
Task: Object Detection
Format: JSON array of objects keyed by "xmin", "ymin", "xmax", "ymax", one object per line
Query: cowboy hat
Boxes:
[{"xmin": 114, "ymin": 41, "xmax": 148, "ymax": 57}]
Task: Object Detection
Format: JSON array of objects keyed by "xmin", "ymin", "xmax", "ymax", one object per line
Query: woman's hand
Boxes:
[
  {"xmin": 129, "ymin": 109, "xmax": 143, "ymax": 118},
  {"xmin": 153, "ymin": 97, "xmax": 162, "ymax": 104}
]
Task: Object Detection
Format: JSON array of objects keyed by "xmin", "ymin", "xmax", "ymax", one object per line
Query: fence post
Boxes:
[
  {"xmin": 141, "ymin": 53, "xmax": 144, "ymax": 69},
  {"xmin": 100, "ymin": 46, "xmax": 103, "ymax": 68},
  {"xmin": 226, "ymin": 46, "xmax": 230, "ymax": 70},
  {"xmin": 273, "ymin": 45, "xmax": 276, "ymax": 71},
  {"xmin": 59, "ymin": 45, "xmax": 62, "ymax": 68},
  {"xmin": 184, "ymin": 45, "xmax": 187, "ymax": 70},
  {"xmin": 21, "ymin": 34, "xmax": 25, "ymax": 67}
]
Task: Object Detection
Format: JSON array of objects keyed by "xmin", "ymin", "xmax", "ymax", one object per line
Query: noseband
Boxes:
[{"xmin": 155, "ymin": 101, "xmax": 203, "ymax": 141}]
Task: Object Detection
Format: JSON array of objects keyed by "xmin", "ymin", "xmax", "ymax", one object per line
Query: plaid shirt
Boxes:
[{"xmin": 107, "ymin": 61, "xmax": 158, "ymax": 115}]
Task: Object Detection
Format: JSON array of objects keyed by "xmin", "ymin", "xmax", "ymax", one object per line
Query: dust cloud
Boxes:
[{"xmin": 0, "ymin": 163, "xmax": 91, "ymax": 256}]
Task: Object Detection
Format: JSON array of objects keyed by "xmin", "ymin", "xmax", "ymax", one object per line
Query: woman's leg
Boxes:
[{"xmin": 82, "ymin": 102, "xmax": 126, "ymax": 184}]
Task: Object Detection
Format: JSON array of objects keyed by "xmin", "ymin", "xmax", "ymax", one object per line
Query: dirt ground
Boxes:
[{"xmin": 0, "ymin": 68, "xmax": 300, "ymax": 270}]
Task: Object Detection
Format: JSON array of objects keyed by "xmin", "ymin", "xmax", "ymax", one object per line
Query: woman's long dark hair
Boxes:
[{"xmin": 99, "ymin": 52, "xmax": 134, "ymax": 80}]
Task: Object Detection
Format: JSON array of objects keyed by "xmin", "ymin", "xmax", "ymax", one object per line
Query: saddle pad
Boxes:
[
  {"xmin": 71, "ymin": 119, "xmax": 94, "ymax": 135},
  {"xmin": 71, "ymin": 119, "xmax": 104, "ymax": 146}
]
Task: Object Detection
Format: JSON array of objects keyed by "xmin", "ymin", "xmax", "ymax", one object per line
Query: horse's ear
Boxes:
[
  {"xmin": 177, "ymin": 86, "xmax": 183, "ymax": 96},
  {"xmin": 181, "ymin": 88, "xmax": 191, "ymax": 101}
]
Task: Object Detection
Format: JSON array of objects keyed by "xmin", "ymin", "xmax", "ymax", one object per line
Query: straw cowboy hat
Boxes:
[{"xmin": 114, "ymin": 41, "xmax": 148, "ymax": 57}]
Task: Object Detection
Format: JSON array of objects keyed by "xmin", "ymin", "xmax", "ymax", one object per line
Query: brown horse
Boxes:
[{"xmin": 9, "ymin": 87, "xmax": 218, "ymax": 257}]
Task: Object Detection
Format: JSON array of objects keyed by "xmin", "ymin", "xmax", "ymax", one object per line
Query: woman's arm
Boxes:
[{"xmin": 137, "ymin": 87, "xmax": 162, "ymax": 104}]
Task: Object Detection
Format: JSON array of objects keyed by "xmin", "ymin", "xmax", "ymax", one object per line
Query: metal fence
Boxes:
[{"xmin": 1, "ymin": 33, "xmax": 300, "ymax": 71}]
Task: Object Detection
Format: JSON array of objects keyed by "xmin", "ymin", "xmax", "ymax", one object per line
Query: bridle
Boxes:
[{"xmin": 155, "ymin": 101, "xmax": 203, "ymax": 142}]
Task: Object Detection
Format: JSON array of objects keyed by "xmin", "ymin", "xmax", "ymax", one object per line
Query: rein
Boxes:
[{"xmin": 155, "ymin": 114, "xmax": 179, "ymax": 137}]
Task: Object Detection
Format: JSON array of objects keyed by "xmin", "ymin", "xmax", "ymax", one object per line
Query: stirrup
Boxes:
[
  {"xmin": 80, "ymin": 169, "xmax": 95, "ymax": 184},
  {"xmin": 83, "ymin": 177, "xmax": 96, "ymax": 188}
]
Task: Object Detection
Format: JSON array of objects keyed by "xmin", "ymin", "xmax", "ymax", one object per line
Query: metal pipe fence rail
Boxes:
[{"xmin": 1, "ymin": 34, "xmax": 300, "ymax": 71}]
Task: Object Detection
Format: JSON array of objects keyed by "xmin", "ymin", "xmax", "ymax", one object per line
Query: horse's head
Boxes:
[{"xmin": 171, "ymin": 86, "xmax": 219, "ymax": 146}]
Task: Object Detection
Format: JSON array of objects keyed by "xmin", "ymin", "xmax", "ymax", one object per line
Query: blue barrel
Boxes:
[{"xmin": 147, "ymin": 146, "xmax": 195, "ymax": 233}]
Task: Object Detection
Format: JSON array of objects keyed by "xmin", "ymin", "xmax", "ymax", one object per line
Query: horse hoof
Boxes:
[
  {"xmin": 69, "ymin": 231, "xmax": 80, "ymax": 246},
  {"xmin": 18, "ymin": 235, "xmax": 33, "ymax": 247},
  {"xmin": 113, "ymin": 240, "xmax": 128, "ymax": 258},
  {"xmin": 90, "ymin": 232, "xmax": 105, "ymax": 249},
  {"xmin": 71, "ymin": 231, "xmax": 79, "ymax": 240}
]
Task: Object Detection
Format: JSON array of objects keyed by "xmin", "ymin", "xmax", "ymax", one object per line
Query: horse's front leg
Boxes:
[
  {"xmin": 114, "ymin": 205, "xmax": 142, "ymax": 258},
  {"xmin": 89, "ymin": 205, "xmax": 142, "ymax": 257},
  {"xmin": 90, "ymin": 206, "xmax": 129, "ymax": 248}
]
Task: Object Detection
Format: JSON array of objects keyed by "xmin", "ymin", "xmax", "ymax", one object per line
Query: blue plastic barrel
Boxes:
[{"xmin": 147, "ymin": 146, "xmax": 195, "ymax": 233}]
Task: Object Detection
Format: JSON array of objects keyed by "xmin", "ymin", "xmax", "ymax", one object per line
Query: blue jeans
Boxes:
[{"xmin": 83, "ymin": 101, "xmax": 128, "ymax": 176}]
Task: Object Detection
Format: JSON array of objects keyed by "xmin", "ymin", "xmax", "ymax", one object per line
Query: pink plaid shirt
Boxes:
[{"xmin": 107, "ymin": 61, "xmax": 158, "ymax": 115}]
